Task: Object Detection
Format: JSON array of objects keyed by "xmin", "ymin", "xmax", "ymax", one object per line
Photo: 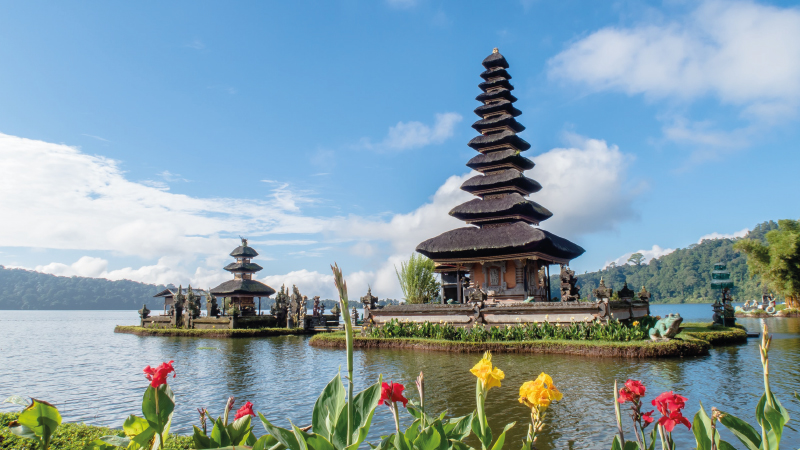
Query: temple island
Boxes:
[
  {"xmin": 360, "ymin": 49, "xmax": 652, "ymax": 328},
  {"xmin": 122, "ymin": 238, "xmax": 341, "ymax": 334}
]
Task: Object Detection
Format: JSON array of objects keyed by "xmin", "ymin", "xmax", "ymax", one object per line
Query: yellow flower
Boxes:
[
  {"xmin": 518, "ymin": 372, "xmax": 563, "ymax": 409},
  {"xmin": 470, "ymin": 351, "xmax": 505, "ymax": 390},
  {"xmin": 632, "ymin": 321, "xmax": 640, "ymax": 327}
]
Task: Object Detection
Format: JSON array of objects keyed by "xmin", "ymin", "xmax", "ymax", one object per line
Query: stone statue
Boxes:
[
  {"xmin": 331, "ymin": 303, "xmax": 341, "ymax": 321},
  {"xmin": 637, "ymin": 286, "xmax": 651, "ymax": 303},
  {"xmin": 593, "ymin": 278, "xmax": 613, "ymax": 302},
  {"xmin": 206, "ymin": 292, "xmax": 220, "ymax": 318},
  {"xmin": 467, "ymin": 286, "xmax": 487, "ymax": 304},
  {"xmin": 351, "ymin": 306, "xmax": 359, "ymax": 326},
  {"xmin": 649, "ymin": 314, "xmax": 683, "ymax": 341},
  {"xmin": 271, "ymin": 285, "xmax": 289, "ymax": 324},
  {"xmin": 138, "ymin": 304, "xmax": 150, "ymax": 319},
  {"xmin": 361, "ymin": 287, "xmax": 378, "ymax": 310},
  {"xmin": 559, "ymin": 266, "xmax": 580, "ymax": 302},
  {"xmin": 616, "ymin": 282, "xmax": 635, "ymax": 303},
  {"xmin": 312, "ymin": 296, "xmax": 322, "ymax": 317}
]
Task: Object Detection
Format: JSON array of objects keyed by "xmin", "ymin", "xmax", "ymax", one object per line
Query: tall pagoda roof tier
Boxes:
[
  {"xmin": 468, "ymin": 130, "xmax": 530, "ymax": 151},
  {"xmin": 472, "ymin": 114, "xmax": 525, "ymax": 133},
  {"xmin": 467, "ymin": 150, "xmax": 534, "ymax": 172},
  {"xmin": 478, "ymin": 78, "xmax": 514, "ymax": 92},
  {"xmin": 230, "ymin": 245, "xmax": 258, "ymax": 257},
  {"xmin": 416, "ymin": 222, "xmax": 584, "ymax": 263},
  {"xmin": 476, "ymin": 89, "xmax": 517, "ymax": 103},
  {"xmin": 223, "ymin": 262, "xmax": 264, "ymax": 273},
  {"xmin": 482, "ymin": 51, "xmax": 509, "ymax": 69},
  {"xmin": 461, "ymin": 170, "xmax": 542, "ymax": 196},
  {"xmin": 210, "ymin": 279, "xmax": 276, "ymax": 297},
  {"xmin": 480, "ymin": 67, "xmax": 511, "ymax": 80},
  {"xmin": 449, "ymin": 193, "xmax": 552, "ymax": 225}
]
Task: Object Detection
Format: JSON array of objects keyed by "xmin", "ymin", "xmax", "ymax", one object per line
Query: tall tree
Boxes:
[
  {"xmin": 734, "ymin": 219, "xmax": 800, "ymax": 308},
  {"xmin": 627, "ymin": 253, "xmax": 645, "ymax": 265},
  {"xmin": 395, "ymin": 253, "xmax": 440, "ymax": 304}
]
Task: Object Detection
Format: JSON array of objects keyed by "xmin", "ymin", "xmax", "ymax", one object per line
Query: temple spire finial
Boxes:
[{"xmin": 492, "ymin": 47, "xmax": 499, "ymax": 54}]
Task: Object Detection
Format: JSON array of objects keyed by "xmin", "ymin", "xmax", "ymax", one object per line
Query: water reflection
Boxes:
[{"xmin": 1, "ymin": 310, "xmax": 799, "ymax": 449}]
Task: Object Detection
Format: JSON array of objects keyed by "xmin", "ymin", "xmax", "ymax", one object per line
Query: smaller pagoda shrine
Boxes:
[
  {"xmin": 711, "ymin": 262, "xmax": 736, "ymax": 326},
  {"xmin": 210, "ymin": 238, "xmax": 276, "ymax": 316}
]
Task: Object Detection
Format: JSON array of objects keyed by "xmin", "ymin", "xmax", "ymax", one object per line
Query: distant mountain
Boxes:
[
  {"xmin": 0, "ymin": 266, "xmax": 166, "ymax": 310},
  {"xmin": 552, "ymin": 221, "xmax": 778, "ymax": 304}
]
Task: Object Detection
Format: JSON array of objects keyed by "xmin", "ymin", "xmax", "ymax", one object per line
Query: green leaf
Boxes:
[
  {"xmin": 763, "ymin": 402, "xmax": 786, "ymax": 450},
  {"xmin": 99, "ymin": 435, "xmax": 131, "ymax": 447},
  {"xmin": 306, "ymin": 433, "xmax": 337, "ymax": 450},
  {"xmin": 16, "ymin": 398, "xmax": 62, "ymax": 448},
  {"xmin": 718, "ymin": 410, "xmax": 760, "ymax": 450},
  {"xmin": 470, "ymin": 413, "xmax": 491, "ymax": 450},
  {"xmin": 622, "ymin": 441, "xmax": 639, "ymax": 450},
  {"xmin": 413, "ymin": 424, "xmax": 443, "ymax": 450},
  {"xmin": 444, "ymin": 413, "xmax": 473, "ymax": 441},
  {"xmin": 692, "ymin": 402, "xmax": 713, "ymax": 450},
  {"xmin": 193, "ymin": 425, "xmax": 214, "ymax": 449},
  {"xmin": 349, "ymin": 381, "xmax": 382, "ymax": 442},
  {"xmin": 488, "ymin": 422, "xmax": 514, "ymax": 450},
  {"xmin": 228, "ymin": 414, "xmax": 253, "ymax": 445},
  {"xmin": 8, "ymin": 421, "xmax": 37, "ymax": 440},
  {"xmin": 252, "ymin": 434, "xmax": 282, "ymax": 450},
  {"xmin": 259, "ymin": 412, "xmax": 301, "ymax": 450},
  {"xmin": 291, "ymin": 423, "xmax": 310, "ymax": 450},
  {"xmin": 404, "ymin": 418, "xmax": 421, "ymax": 444},
  {"xmin": 82, "ymin": 438, "xmax": 118, "ymax": 450},
  {"xmin": 3, "ymin": 395, "xmax": 29, "ymax": 408},
  {"xmin": 141, "ymin": 384, "xmax": 175, "ymax": 436},
  {"xmin": 123, "ymin": 415, "xmax": 150, "ymax": 438},
  {"xmin": 130, "ymin": 427, "xmax": 156, "ymax": 449},
  {"xmin": 611, "ymin": 436, "xmax": 622, "ymax": 450},
  {"xmin": 211, "ymin": 417, "xmax": 232, "ymax": 447},
  {"xmin": 313, "ymin": 372, "xmax": 346, "ymax": 440},
  {"xmin": 717, "ymin": 440, "xmax": 737, "ymax": 450}
]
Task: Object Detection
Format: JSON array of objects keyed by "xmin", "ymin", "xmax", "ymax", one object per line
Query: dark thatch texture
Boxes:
[
  {"xmin": 230, "ymin": 245, "xmax": 258, "ymax": 257},
  {"xmin": 474, "ymin": 100, "xmax": 521, "ymax": 118},
  {"xmin": 482, "ymin": 51, "xmax": 509, "ymax": 69},
  {"xmin": 466, "ymin": 150, "xmax": 534, "ymax": 171},
  {"xmin": 210, "ymin": 279, "xmax": 275, "ymax": 296},
  {"xmin": 416, "ymin": 222, "xmax": 585, "ymax": 261},
  {"xmin": 480, "ymin": 67, "xmax": 511, "ymax": 80},
  {"xmin": 471, "ymin": 114, "xmax": 525, "ymax": 133},
  {"xmin": 461, "ymin": 170, "xmax": 542, "ymax": 194},
  {"xmin": 478, "ymin": 78, "xmax": 513, "ymax": 92},
  {"xmin": 223, "ymin": 262, "xmax": 264, "ymax": 273},
  {"xmin": 468, "ymin": 129, "xmax": 530, "ymax": 151},
  {"xmin": 476, "ymin": 89, "xmax": 517, "ymax": 103},
  {"xmin": 449, "ymin": 194, "xmax": 552, "ymax": 223}
]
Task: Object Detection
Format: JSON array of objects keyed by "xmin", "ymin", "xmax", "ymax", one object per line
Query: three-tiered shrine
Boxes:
[
  {"xmin": 210, "ymin": 238, "xmax": 276, "ymax": 315},
  {"xmin": 416, "ymin": 49, "xmax": 585, "ymax": 303}
]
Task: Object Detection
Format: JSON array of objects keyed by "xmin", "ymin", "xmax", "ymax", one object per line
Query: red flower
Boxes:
[
  {"xmin": 618, "ymin": 379, "xmax": 646, "ymax": 404},
  {"xmin": 658, "ymin": 410, "xmax": 692, "ymax": 432},
  {"xmin": 380, "ymin": 382, "xmax": 408, "ymax": 408},
  {"xmin": 234, "ymin": 401, "xmax": 255, "ymax": 420},
  {"xmin": 143, "ymin": 361, "xmax": 176, "ymax": 388},
  {"xmin": 651, "ymin": 391, "xmax": 687, "ymax": 416},
  {"xmin": 641, "ymin": 410, "xmax": 655, "ymax": 424}
]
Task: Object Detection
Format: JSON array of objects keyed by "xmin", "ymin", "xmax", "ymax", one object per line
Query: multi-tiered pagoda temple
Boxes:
[
  {"xmin": 416, "ymin": 49, "xmax": 585, "ymax": 303},
  {"xmin": 210, "ymin": 238, "xmax": 276, "ymax": 315}
]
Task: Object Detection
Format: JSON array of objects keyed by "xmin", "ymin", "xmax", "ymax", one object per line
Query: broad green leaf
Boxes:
[
  {"xmin": 259, "ymin": 412, "xmax": 301, "ymax": 450},
  {"xmin": 130, "ymin": 426, "xmax": 156, "ymax": 448},
  {"xmin": 82, "ymin": 438, "xmax": 117, "ymax": 450},
  {"xmin": 692, "ymin": 403, "xmax": 713, "ymax": 450},
  {"xmin": 611, "ymin": 436, "xmax": 622, "ymax": 450},
  {"xmin": 622, "ymin": 441, "xmax": 639, "ymax": 450},
  {"xmin": 17, "ymin": 398, "xmax": 62, "ymax": 448},
  {"xmin": 3, "ymin": 395, "xmax": 29, "ymax": 408},
  {"xmin": 291, "ymin": 423, "xmax": 310, "ymax": 450},
  {"xmin": 432, "ymin": 421, "xmax": 449, "ymax": 450},
  {"xmin": 99, "ymin": 435, "xmax": 131, "ymax": 447},
  {"xmin": 123, "ymin": 415, "xmax": 150, "ymax": 437},
  {"xmin": 763, "ymin": 402, "xmax": 786, "ymax": 450},
  {"xmin": 413, "ymin": 424, "xmax": 442, "ymax": 450},
  {"xmin": 718, "ymin": 410, "xmax": 760, "ymax": 450},
  {"xmin": 252, "ymin": 434, "xmax": 283, "ymax": 450},
  {"xmin": 313, "ymin": 372, "xmax": 346, "ymax": 440},
  {"xmin": 488, "ymin": 422, "xmax": 514, "ymax": 450},
  {"xmin": 444, "ymin": 413, "xmax": 473, "ymax": 441},
  {"xmin": 211, "ymin": 417, "xmax": 232, "ymax": 447},
  {"xmin": 306, "ymin": 433, "xmax": 336, "ymax": 450},
  {"xmin": 228, "ymin": 414, "xmax": 253, "ymax": 445},
  {"xmin": 717, "ymin": 440, "xmax": 737, "ymax": 450},
  {"xmin": 404, "ymin": 418, "xmax": 421, "ymax": 443},
  {"xmin": 193, "ymin": 425, "xmax": 214, "ymax": 449},
  {"xmin": 141, "ymin": 384, "xmax": 175, "ymax": 435},
  {"xmin": 349, "ymin": 381, "xmax": 382, "ymax": 441}
]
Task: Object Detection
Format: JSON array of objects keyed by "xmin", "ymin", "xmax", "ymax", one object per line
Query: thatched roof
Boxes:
[
  {"xmin": 461, "ymin": 170, "xmax": 542, "ymax": 194},
  {"xmin": 478, "ymin": 78, "xmax": 513, "ymax": 92},
  {"xmin": 468, "ymin": 129, "xmax": 530, "ymax": 151},
  {"xmin": 476, "ymin": 89, "xmax": 517, "ymax": 103},
  {"xmin": 230, "ymin": 245, "xmax": 258, "ymax": 257},
  {"xmin": 449, "ymin": 193, "xmax": 552, "ymax": 223},
  {"xmin": 210, "ymin": 279, "xmax": 275, "ymax": 297},
  {"xmin": 416, "ymin": 222, "xmax": 585, "ymax": 261},
  {"xmin": 474, "ymin": 100, "xmax": 521, "ymax": 118},
  {"xmin": 466, "ymin": 150, "xmax": 534, "ymax": 171},
  {"xmin": 480, "ymin": 67, "xmax": 511, "ymax": 81},
  {"xmin": 482, "ymin": 51, "xmax": 509, "ymax": 69},
  {"xmin": 471, "ymin": 114, "xmax": 525, "ymax": 133},
  {"xmin": 223, "ymin": 262, "xmax": 264, "ymax": 273}
]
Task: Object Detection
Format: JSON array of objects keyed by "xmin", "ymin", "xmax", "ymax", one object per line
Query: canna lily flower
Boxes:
[
  {"xmin": 233, "ymin": 401, "xmax": 255, "ymax": 420},
  {"xmin": 518, "ymin": 372, "xmax": 562, "ymax": 409},
  {"xmin": 470, "ymin": 351, "xmax": 504, "ymax": 390},
  {"xmin": 632, "ymin": 321, "xmax": 640, "ymax": 327},
  {"xmin": 380, "ymin": 382, "xmax": 409, "ymax": 408},
  {"xmin": 641, "ymin": 410, "xmax": 655, "ymax": 424},
  {"xmin": 143, "ymin": 361, "xmax": 176, "ymax": 388},
  {"xmin": 618, "ymin": 379, "xmax": 646, "ymax": 403},
  {"xmin": 652, "ymin": 391, "xmax": 687, "ymax": 416},
  {"xmin": 658, "ymin": 410, "xmax": 691, "ymax": 432}
]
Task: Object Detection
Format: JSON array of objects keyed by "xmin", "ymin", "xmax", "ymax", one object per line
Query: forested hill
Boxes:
[
  {"xmin": 0, "ymin": 266, "xmax": 166, "ymax": 310},
  {"xmin": 564, "ymin": 221, "xmax": 779, "ymax": 304}
]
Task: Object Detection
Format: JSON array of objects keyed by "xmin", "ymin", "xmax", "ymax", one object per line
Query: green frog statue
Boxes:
[{"xmin": 648, "ymin": 313, "xmax": 683, "ymax": 341}]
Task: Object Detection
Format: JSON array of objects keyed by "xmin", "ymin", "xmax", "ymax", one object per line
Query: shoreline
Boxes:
[
  {"xmin": 114, "ymin": 325, "xmax": 330, "ymax": 338},
  {"xmin": 309, "ymin": 323, "xmax": 748, "ymax": 358}
]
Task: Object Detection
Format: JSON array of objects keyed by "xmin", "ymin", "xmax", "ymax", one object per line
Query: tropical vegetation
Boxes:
[{"xmin": 395, "ymin": 253, "xmax": 440, "ymax": 304}]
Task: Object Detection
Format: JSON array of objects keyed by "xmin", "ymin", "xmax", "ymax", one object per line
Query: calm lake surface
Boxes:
[{"xmin": 2, "ymin": 305, "xmax": 799, "ymax": 449}]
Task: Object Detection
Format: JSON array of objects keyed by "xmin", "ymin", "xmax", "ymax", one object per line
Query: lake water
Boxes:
[{"xmin": 2, "ymin": 305, "xmax": 799, "ymax": 449}]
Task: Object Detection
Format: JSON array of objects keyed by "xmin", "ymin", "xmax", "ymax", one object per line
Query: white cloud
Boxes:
[
  {"xmin": 698, "ymin": 227, "xmax": 749, "ymax": 243},
  {"xmin": 361, "ymin": 113, "xmax": 463, "ymax": 151},
  {"xmin": 604, "ymin": 245, "xmax": 676, "ymax": 269}
]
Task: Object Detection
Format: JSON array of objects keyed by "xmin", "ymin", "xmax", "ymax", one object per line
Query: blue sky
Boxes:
[{"xmin": 1, "ymin": 0, "xmax": 799, "ymax": 299}]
